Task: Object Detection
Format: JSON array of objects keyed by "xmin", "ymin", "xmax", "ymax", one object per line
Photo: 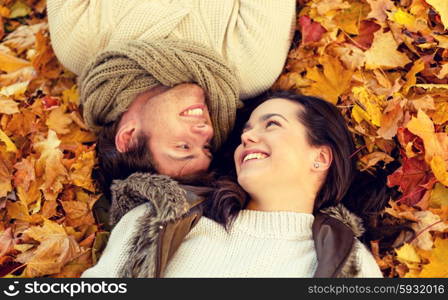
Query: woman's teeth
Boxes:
[
  {"xmin": 243, "ymin": 153, "xmax": 268, "ymax": 162},
  {"xmin": 183, "ymin": 108, "xmax": 203, "ymax": 116}
]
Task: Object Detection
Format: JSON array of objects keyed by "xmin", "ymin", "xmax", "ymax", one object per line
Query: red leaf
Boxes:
[
  {"xmin": 299, "ymin": 16, "xmax": 327, "ymax": 44},
  {"xmin": 352, "ymin": 20, "xmax": 381, "ymax": 50},
  {"xmin": 387, "ymin": 154, "xmax": 434, "ymax": 205},
  {"xmin": 42, "ymin": 96, "xmax": 59, "ymax": 111}
]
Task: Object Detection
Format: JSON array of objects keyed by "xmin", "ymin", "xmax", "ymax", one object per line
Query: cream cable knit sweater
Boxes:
[
  {"xmin": 47, "ymin": 0, "xmax": 296, "ymax": 99},
  {"xmin": 81, "ymin": 204, "xmax": 383, "ymax": 278}
]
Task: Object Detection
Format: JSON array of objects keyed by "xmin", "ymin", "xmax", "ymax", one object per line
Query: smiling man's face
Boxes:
[{"xmin": 138, "ymin": 83, "xmax": 214, "ymax": 177}]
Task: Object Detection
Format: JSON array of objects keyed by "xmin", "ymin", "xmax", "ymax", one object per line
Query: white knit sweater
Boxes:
[
  {"xmin": 81, "ymin": 204, "xmax": 383, "ymax": 278},
  {"xmin": 47, "ymin": 0, "xmax": 296, "ymax": 99}
]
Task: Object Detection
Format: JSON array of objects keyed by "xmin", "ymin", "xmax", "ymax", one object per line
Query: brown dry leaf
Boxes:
[
  {"xmin": 45, "ymin": 106, "xmax": 73, "ymax": 135},
  {"xmin": 34, "ymin": 130, "xmax": 68, "ymax": 201},
  {"xmin": 366, "ymin": 0, "xmax": 396, "ymax": 22},
  {"xmin": 377, "ymin": 96, "xmax": 406, "ymax": 139},
  {"xmin": 0, "ymin": 98, "xmax": 19, "ymax": 114},
  {"xmin": 411, "ymin": 210, "xmax": 448, "ymax": 250},
  {"xmin": 0, "ymin": 227, "xmax": 14, "ymax": 257},
  {"xmin": 365, "ymin": 30, "xmax": 411, "ymax": 69},
  {"xmin": 69, "ymin": 149, "xmax": 96, "ymax": 192},
  {"xmin": 360, "ymin": 151, "xmax": 394, "ymax": 170},
  {"xmin": 2, "ymin": 23, "xmax": 47, "ymax": 54},
  {"xmin": 403, "ymin": 59, "xmax": 425, "ymax": 94},
  {"xmin": 61, "ymin": 201, "xmax": 95, "ymax": 228},
  {"xmin": 0, "ymin": 154, "xmax": 13, "ymax": 198},
  {"xmin": 6, "ymin": 201, "xmax": 31, "ymax": 222},
  {"xmin": 329, "ymin": 43, "xmax": 366, "ymax": 69},
  {"xmin": 0, "ymin": 66, "xmax": 36, "ymax": 86},
  {"xmin": 18, "ymin": 219, "xmax": 83, "ymax": 277},
  {"xmin": 13, "ymin": 156, "xmax": 35, "ymax": 192},
  {"xmin": 304, "ymin": 54, "xmax": 353, "ymax": 104},
  {"xmin": 410, "ymin": 95, "xmax": 435, "ymax": 112}
]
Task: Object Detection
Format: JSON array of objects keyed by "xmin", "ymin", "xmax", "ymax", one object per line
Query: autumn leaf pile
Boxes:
[
  {"xmin": 0, "ymin": 0, "xmax": 103, "ymax": 278},
  {"xmin": 0, "ymin": 0, "xmax": 448, "ymax": 278},
  {"xmin": 274, "ymin": 0, "xmax": 448, "ymax": 277}
]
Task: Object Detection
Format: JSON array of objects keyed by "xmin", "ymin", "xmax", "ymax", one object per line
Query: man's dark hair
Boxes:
[{"xmin": 94, "ymin": 119, "xmax": 157, "ymax": 200}]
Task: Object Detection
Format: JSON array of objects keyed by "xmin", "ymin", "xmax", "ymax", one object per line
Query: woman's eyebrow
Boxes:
[
  {"xmin": 260, "ymin": 113, "xmax": 289, "ymax": 122},
  {"xmin": 242, "ymin": 113, "xmax": 289, "ymax": 131}
]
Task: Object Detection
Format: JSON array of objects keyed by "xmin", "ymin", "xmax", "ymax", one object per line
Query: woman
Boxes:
[{"xmin": 82, "ymin": 91, "xmax": 385, "ymax": 277}]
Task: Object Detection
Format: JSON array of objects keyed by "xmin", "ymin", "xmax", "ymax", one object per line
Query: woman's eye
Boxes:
[{"xmin": 266, "ymin": 120, "xmax": 280, "ymax": 128}]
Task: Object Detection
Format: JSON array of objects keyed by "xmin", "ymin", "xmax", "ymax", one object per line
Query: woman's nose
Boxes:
[{"xmin": 241, "ymin": 129, "xmax": 258, "ymax": 146}]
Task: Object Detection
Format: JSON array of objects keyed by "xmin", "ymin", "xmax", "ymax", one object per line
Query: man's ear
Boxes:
[
  {"xmin": 312, "ymin": 145, "xmax": 333, "ymax": 171},
  {"xmin": 115, "ymin": 121, "xmax": 137, "ymax": 153}
]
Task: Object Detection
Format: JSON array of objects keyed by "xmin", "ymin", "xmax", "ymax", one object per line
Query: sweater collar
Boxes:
[{"xmin": 231, "ymin": 209, "xmax": 314, "ymax": 240}]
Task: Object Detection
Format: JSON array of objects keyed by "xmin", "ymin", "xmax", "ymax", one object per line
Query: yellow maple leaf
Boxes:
[
  {"xmin": 429, "ymin": 183, "xmax": 448, "ymax": 208},
  {"xmin": 62, "ymin": 85, "xmax": 79, "ymax": 106},
  {"xmin": 396, "ymin": 243, "xmax": 421, "ymax": 263},
  {"xmin": 425, "ymin": 0, "xmax": 448, "ymax": 30},
  {"xmin": 391, "ymin": 8, "xmax": 416, "ymax": 25},
  {"xmin": 419, "ymin": 238, "xmax": 448, "ymax": 277},
  {"xmin": 365, "ymin": 30, "xmax": 411, "ymax": 69},
  {"xmin": 430, "ymin": 156, "xmax": 448, "ymax": 186},
  {"xmin": 402, "ymin": 58, "xmax": 425, "ymax": 94},
  {"xmin": 34, "ymin": 130, "xmax": 68, "ymax": 201},
  {"xmin": 0, "ymin": 51, "xmax": 31, "ymax": 73},
  {"xmin": 0, "ymin": 129, "xmax": 17, "ymax": 153},
  {"xmin": 432, "ymin": 101, "xmax": 448, "ymax": 125},
  {"xmin": 304, "ymin": 55, "xmax": 353, "ymax": 104},
  {"xmin": 406, "ymin": 109, "xmax": 445, "ymax": 163},
  {"xmin": 351, "ymin": 86, "xmax": 383, "ymax": 126}
]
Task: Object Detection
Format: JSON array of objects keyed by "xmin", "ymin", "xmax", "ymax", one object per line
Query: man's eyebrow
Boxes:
[{"xmin": 243, "ymin": 113, "xmax": 289, "ymax": 130}]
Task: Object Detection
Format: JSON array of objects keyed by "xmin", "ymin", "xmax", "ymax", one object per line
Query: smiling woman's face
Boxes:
[
  {"xmin": 234, "ymin": 98, "xmax": 318, "ymax": 195},
  {"xmin": 140, "ymin": 83, "xmax": 214, "ymax": 177}
]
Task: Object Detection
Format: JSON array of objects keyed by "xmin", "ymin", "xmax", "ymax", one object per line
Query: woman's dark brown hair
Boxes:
[{"xmin": 206, "ymin": 90, "xmax": 390, "ymax": 239}]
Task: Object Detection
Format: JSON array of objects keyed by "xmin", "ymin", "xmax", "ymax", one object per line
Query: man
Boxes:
[{"xmin": 47, "ymin": 0, "xmax": 296, "ymax": 224}]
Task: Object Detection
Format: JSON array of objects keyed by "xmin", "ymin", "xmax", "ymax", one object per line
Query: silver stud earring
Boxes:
[{"xmin": 314, "ymin": 162, "xmax": 320, "ymax": 169}]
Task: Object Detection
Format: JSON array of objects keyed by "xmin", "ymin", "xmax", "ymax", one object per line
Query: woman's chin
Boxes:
[{"xmin": 237, "ymin": 171, "xmax": 265, "ymax": 194}]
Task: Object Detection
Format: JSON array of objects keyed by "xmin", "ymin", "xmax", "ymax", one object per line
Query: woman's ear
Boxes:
[
  {"xmin": 312, "ymin": 145, "xmax": 332, "ymax": 171},
  {"xmin": 115, "ymin": 121, "xmax": 137, "ymax": 153}
]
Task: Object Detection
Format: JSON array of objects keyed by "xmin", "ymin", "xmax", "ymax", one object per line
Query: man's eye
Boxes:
[{"xmin": 178, "ymin": 144, "xmax": 190, "ymax": 150}]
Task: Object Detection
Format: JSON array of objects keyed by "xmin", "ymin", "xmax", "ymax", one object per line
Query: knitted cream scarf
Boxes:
[{"xmin": 78, "ymin": 39, "xmax": 240, "ymax": 148}]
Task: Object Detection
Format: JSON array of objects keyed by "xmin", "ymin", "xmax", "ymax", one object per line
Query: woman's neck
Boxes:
[{"xmin": 246, "ymin": 187, "xmax": 315, "ymax": 213}]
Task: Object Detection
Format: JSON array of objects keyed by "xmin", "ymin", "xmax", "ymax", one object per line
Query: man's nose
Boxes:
[{"xmin": 191, "ymin": 123, "xmax": 214, "ymax": 140}]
